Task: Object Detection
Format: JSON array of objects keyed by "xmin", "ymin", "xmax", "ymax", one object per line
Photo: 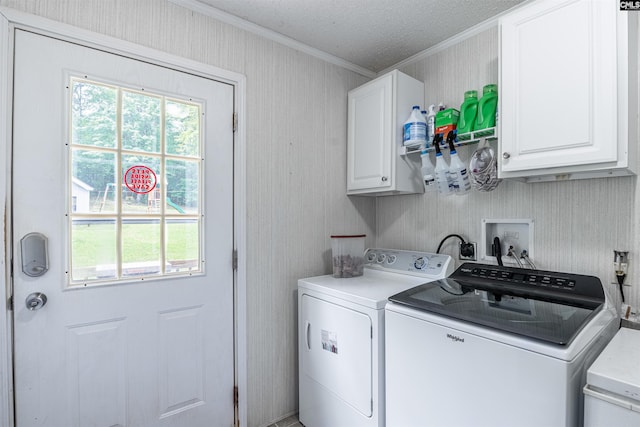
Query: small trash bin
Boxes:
[{"xmin": 331, "ymin": 235, "xmax": 365, "ymax": 278}]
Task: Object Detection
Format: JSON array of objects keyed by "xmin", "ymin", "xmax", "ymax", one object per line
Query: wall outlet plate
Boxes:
[
  {"xmin": 459, "ymin": 242, "xmax": 477, "ymax": 261},
  {"xmin": 481, "ymin": 218, "xmax": 534, "ymax": 266}
]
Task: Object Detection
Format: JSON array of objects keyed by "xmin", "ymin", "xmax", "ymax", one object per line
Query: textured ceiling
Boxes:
[{"xmin": 190, "ymin": 0, "xmax": 527, "ymax": 72}]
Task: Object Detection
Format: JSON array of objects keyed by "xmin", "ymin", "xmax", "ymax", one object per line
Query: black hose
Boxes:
[
  {"xmin": 616, "ymin": 274, "xmax": 626, "ymax": 302},
  {"xmin": 436, "ymin": 234, "xmax": 466, "ymax": 254},
  {"xmin": 493, "ymin": 236, "xmax": 503, "ymax": 266}
]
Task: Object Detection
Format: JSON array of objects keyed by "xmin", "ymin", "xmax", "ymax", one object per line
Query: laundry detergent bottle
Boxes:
[
  {"xmin": 457, "ymin": 90, "xmax": 478, "ymax": 134},
  {"xmin": 475, "ymin": 84, "xmax": 498, "ymax": 130},
  {"xmin": 420, "ymin": 149, "xmax": 437, "ymax": 192},
  {"xmin": 403, "ymin": 106, "xmax": 427, "ymax": 147},
  {"xmin": 433, "ymin": 135, "xmax": 453, "ymax": 196},
  {"xmin": 446, "ymin": 131, "xmax": 471, "ymax": 195}
]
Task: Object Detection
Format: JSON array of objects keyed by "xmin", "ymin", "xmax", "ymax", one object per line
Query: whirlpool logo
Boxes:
[
  {"xmin": 446, "ymin": 333, "xmax": 465, "ymax": 343},
  {"xmin": 620, "ymin": 1, "xmax": 640, "ymax": 10}
]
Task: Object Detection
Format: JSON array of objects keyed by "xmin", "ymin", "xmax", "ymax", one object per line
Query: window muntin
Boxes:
[{"xmin": 69, "ymin": 77, "xmax": 203, "ymax": 285}]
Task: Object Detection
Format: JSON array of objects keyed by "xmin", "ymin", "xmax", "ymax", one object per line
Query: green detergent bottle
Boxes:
[
  {"xmin": 475, "ymin": 84, "xmax": 498, "ymax": 131},
  {"xmin": 457, "ymin": 90, "xmax": 478, "ymax": 138}
]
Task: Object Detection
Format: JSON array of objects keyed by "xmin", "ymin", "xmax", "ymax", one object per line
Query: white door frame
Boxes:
[{"xmin": 0, "ymin": 7, "xmax": 247, "ymax": 427}]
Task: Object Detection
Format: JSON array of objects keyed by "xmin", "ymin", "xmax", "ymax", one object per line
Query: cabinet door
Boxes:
[
  {"xmin": 500, "ymin": 0, "xmax": 617, "ymax": 173},
  {"xmin": 347, "ymin": 74, "xmax": 393, "ymax": 192}
]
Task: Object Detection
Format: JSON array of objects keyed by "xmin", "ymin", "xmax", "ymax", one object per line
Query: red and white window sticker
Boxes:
[{"xmin": 124, "ymin": 165, "xmax": 157, "ymax": 194}]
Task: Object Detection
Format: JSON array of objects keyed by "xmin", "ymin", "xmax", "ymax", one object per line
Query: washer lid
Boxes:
[
  {"xmin": 587, "ymin": 328, "xmax": 640, "ymax": 402},
  {"xmin": 388, "ymin": 263, "xmax": 607, "ymax": 346}
]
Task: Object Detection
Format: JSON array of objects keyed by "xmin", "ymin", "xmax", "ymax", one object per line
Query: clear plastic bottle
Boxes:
[
  {"xmin": 446, "ymin": 132, "xmax": 471, "ymax": 195},
  {"xmin": 426, "ymin": 104, "xmax": 436, "ymax": 147},
  {"xmin": 433, "ymin": 135, "xmax": 453, "ymax": 196},
  {"xmin": 420, "ymin": 109, "xmax": 430, "ymax": 149},
  {"xmin": 420, "ymin": 149, "xmax": 437, "ymax": 192},
  {"xmin": 403, "ymin": 106, "xmax": 427, "ymax": 147}
]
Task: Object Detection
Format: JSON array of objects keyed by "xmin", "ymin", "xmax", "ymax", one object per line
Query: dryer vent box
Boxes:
[{"xmin": 481, "ymin": 219, "xmax": 534, "ymax": 266}]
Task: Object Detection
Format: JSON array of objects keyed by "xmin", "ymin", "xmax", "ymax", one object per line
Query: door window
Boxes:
[{"xmin": 69, "ymin": 78, "xmax": 203, "ymax": 285}]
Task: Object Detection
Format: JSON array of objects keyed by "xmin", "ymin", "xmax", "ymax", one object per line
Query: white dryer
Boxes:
[{"xmin": 298, "ymin": 248, "xmax": 453, "ymax": 427}]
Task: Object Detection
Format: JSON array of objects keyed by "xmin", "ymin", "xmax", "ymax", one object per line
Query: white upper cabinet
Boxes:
[
  {"xmin": 347, "ymin": 70, "xmax": 424, "ymax": 195},
  {"xmin": 499, "ymin": 0, "xmax": 638, "ymax": 181}
]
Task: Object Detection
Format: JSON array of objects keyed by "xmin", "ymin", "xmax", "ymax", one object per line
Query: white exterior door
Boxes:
[{"xmin": 12, "ymin": 29, "xmax": 235, "ymax": 427}]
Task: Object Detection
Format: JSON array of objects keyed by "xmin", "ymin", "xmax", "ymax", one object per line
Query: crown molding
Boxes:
[
  {"xmin": 379, "ymin": 0, "xmax": 533, "ymax": 76},
  {"xmin": 169, "ymin": 0, "xmax": 377, "ymax": 78}
]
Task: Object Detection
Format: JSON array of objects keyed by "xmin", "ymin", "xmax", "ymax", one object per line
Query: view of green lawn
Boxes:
[{"xmin": 72, "ymin": 220, "xmax": 199, "ymax": 268}]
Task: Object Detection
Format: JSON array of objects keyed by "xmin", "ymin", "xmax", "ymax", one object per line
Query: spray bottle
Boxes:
[
  {"xmin": 426, "ymin": 104, "xmax": 436, "ymax": 146},
  {"xmin": 420, "ymin": 149, "xmax": 437, "ymax": 192},
  {"xmin": 446, "ymin": 131, "xmax": 471, "ymax": 195},
  {"xmin": 433, "ymin": 134, "xmax": 453, "ymax": 196}
]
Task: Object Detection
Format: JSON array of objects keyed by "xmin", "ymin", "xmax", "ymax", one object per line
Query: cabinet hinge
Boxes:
[
  {"xmin": 7, "ymin": 295, "xmax": 13, "ymax": 311},
  {"xmin": 371, "ymin": 326, "xmax": 373, "ymax": 339},
  {"xmin": 233, "ymin": 385, "xmax": 239, "ymax": 406},
  {"xmin": 232, "ymin": 112, "xmax": 238, "ymax": 133},
  {"xmin": 232, "ymin": 249, "xmax": 238, "ymax": 271}
]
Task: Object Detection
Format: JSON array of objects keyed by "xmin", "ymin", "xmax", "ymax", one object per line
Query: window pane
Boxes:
[
  {"xmin": 71, "ymin": 81, "xmax": 117, "ymax": 148},
  {"xmin": 121, "ymin": 156, "xmax": 161, "ymax": 214},
  {"xmin": 122, "ymin": 218, "xmax": 161, "ymax": 277},
  {"xmin": 68, "ymin": 78, "xmax": 204, "ymax": 285},
  {"xmin": 166, "ymin": 219, "xmax": 200, "ymax": 273},
  {"xmin": 166, "ymin": 159, "xmax": 200, "ymax": 214},
  {"xmin": 122, "ymin": 91, "xmax": 161, "ymax": 153},
  {"xmin": 72, "ymin": 149, "xmax": 117, "ymax": 214},
  {"xmin": 166, "ymin": 100, "xmax": 200, "ymax": 157},
  {"xmin": 71, "ymin": 219, "xmax": 117, "ymax": 282}
]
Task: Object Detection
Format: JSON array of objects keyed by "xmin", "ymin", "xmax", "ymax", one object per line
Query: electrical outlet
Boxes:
[{"xmin": 459, "ymin": 242, "xmax": 477, "ymax": 261}]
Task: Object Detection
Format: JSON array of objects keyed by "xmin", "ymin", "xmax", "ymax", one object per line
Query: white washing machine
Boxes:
[
  {"xmin": 298, "ymin": 248, "xmax": 453, "ymax": 427},
  {"xmin": 584, "ymin": 327, "xmax": 640, "ymax": 426},
  {"xmin": 385, "ymin": 263, "xmax": 618, "ymax": 427}
]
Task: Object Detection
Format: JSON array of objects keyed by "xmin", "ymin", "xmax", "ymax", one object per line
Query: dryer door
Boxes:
[{"xmin": 300, "ymin": 294, "xmax": 373, "ymax": 416}]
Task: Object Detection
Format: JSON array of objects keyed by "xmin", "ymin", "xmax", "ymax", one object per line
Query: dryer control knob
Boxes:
[{"xmin": 414, "ymin": 257, "xmax": 427, "ymax": 269}]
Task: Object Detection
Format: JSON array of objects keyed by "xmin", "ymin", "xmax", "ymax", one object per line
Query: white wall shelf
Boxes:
[{"xmin": 399, "ymin": 127, "xmax": 497, "ymax": 156}]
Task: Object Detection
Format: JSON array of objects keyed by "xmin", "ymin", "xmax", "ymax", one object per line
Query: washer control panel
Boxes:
[{"xmin": 364, "ymin": 248, "xmax": 454, "ymax": 279}]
